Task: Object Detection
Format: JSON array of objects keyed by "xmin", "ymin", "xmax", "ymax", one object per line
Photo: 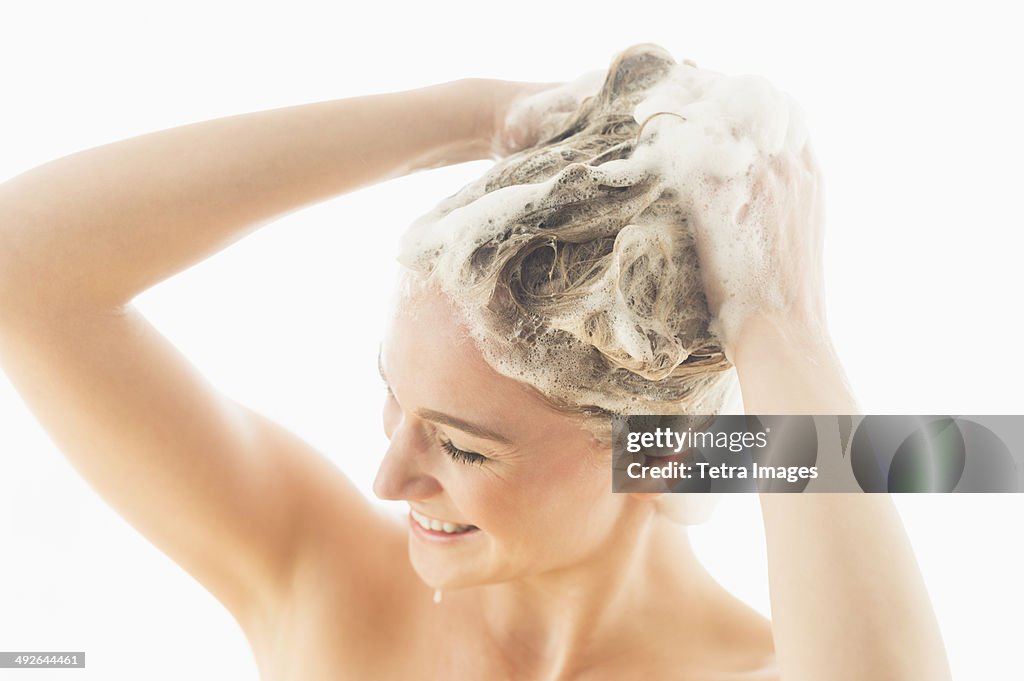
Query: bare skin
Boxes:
[{"xmin": 0, "ymin": 77, "xmax": 950, "ymax": 680}]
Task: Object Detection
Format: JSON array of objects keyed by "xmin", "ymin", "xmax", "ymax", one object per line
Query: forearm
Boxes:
[
  {"xmin": 759, "ymin": 494, "xmax": 951, "ymax": 681},
  {"xmin": 0, "ymin": 78, "xmax": 491, "ymax": 313},
  {"xmin": 734, "ymin": 316, "xmax": 951, "ymax": 680}
]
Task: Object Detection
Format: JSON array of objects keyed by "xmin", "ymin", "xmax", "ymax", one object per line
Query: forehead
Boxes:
[
  {"xmin": 380, "ymin": 278, "xmax": 571, "ymax": 438},
  {"xmin": 385, "ymin": 276, "xmax": 476, "ymax": 355}
]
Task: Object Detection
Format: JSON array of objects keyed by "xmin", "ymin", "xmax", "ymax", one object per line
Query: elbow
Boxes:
[
  {"xmin": 0, "ymin": 224, "xmax": 32, "ymax": 326},
  {"xmin": 0, "ymin": 218, "xmax": 127, "ymax": 328},
  {"xmin": 0, "ymin": 217, "xmax": 19, "ymax": 322},
  {"xmin": 0, "ymin": 210, "xmax": 63, "ymax": 326},
  {"xmin": 0, "ymin": 183, "xmax": 73, "ymax": 326}
]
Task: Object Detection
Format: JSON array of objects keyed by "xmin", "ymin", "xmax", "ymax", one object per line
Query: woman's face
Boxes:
[{"xmin": 374, "ymin": 283, "xmax": 635, "ymax": 589}]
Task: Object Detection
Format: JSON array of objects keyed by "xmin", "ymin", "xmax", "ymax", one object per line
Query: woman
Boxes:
[{"xmin": 0, "ymin": 43, "xmax": 950, "ymax": 680}]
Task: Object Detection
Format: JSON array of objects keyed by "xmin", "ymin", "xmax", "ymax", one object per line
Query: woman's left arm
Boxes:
[
  {"xmin": 685, "ymin": 134, "xmax": 952, "ymax": 679},
  {"xmin": 730, "ymin": 314, "xmax": 952, "ymax": 681}
]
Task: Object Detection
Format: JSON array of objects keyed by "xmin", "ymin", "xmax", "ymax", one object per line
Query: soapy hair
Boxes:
[{"xmin": 399, "ymin": 44, "xmax": 745, "ymax": 441}]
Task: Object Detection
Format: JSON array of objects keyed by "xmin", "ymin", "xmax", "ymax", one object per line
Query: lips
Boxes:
[{"xmin": 409, "ymin": 508, "xmax": 479, "ymax": 535}]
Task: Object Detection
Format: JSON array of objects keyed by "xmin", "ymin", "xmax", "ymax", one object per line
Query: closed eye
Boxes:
[{"xmin": 439, "ymin": 438, "xmax": 489, "ymax": 466}]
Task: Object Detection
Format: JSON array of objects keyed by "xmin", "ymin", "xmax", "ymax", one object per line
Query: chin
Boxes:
[
  {"xmin": 409, "ymin": 552, "xmax": 486, "ymax": 590},
  {"xmin": 407, "ymin": 536, "xmax": 488, "ymax": 589}
]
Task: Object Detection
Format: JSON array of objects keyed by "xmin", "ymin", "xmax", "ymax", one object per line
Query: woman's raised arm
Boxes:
[
  {"xmin": 732, "ymin": 315, "xmax": 952, "ymax": 681},
  {"xmin": 0, "ymin": 79, "xmax": 498, "ymax": 311},
  {"xmin": 0, "ymin": 79, "xmax": 505, "ymax": 638},
  {"xmin": 715, "ymin": 144, "xmax": 952, "ymax": 681}
]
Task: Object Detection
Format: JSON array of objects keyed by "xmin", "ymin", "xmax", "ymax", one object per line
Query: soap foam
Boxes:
[{"xmin": 397, "ymin": 43, "xmax": 808, "ymax": 422}]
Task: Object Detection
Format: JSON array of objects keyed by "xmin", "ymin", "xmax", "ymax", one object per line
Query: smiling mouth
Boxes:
[{"xmin": 410, "ymin": 508, "xmax": 479, "ymax": 535}]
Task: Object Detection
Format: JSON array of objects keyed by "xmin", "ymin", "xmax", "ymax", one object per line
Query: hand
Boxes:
[
  {"xmin": 691, "ymin": 144, "xmax": 828, "ymax": 359},
  {"xmin": 488, "ymin": 69, "xmax": 606, "ymax": 158}
]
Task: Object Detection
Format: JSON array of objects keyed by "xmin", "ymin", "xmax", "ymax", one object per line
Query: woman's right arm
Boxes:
[{"xmin": 0, "ymin": 78, "xmax": 502, "ymax": 632}]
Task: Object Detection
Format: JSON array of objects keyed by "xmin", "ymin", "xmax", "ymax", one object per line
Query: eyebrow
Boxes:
[
  {"xmin": 415, "ymin": 408, "xmax": 514, "ymax": 444},
  {"xmin": 377, "ymin": 346, "xmax": 514, "ymax": 444}
]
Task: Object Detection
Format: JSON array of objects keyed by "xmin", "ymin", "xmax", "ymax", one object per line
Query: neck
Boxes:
[{"xmin": 464, "ymin": 508, "xmax": 724, "ymax": 679}]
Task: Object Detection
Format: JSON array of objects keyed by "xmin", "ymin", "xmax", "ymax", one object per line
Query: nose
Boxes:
[{"xmin": 373, "ymin": 422, "xmax": 443, "ymax": 502}]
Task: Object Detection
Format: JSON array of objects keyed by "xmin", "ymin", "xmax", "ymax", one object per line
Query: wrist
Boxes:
[
  {"xmin": 731, "ymin": 314, "xmax": 832, "ymax": 365},
  {"xmin": 451, "ymin": 77, "xmax": 507, "ymax": 162},
  {"xmin": 404, "ymin": 79, "xmax": 499, "ymax": 171},
  {"xmin": 730, "ymin": 315, "xmax": 859, "ymax": 415}
]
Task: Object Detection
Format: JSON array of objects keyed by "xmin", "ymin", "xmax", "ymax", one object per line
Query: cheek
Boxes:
[
  {"xmin": 541, "ymin": 449, "xmax": 620, "ymax": 532},
  {"xmin": 534, "ymin": 441, "xmax": 609, "ymax": 496},
  {"xmin": 435, "ymin": 463, "xmax": 545, "ymax": 536},
  {"xmin": 486, "ymin": 448, "xmax": 610, "ymax": 533}
]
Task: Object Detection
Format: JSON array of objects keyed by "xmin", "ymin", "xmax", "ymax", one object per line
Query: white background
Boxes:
[{"xmin": 1, "ymin": 1, "xmax": 1022, "ymax": 679}]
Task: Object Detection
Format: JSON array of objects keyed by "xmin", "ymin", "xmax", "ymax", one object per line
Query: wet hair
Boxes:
[{"xmin": 398, "ymin": 42, "xmax": 741, "ymax": 450}]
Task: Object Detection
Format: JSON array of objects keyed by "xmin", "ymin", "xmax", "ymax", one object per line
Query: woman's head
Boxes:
[
  {"xmin": 397, "ymin": 43, "xmax": 740, "ymax": 438},
  {"xmin": 377, "ymin": 43, "xmax": 748, "ymax": 587}
]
